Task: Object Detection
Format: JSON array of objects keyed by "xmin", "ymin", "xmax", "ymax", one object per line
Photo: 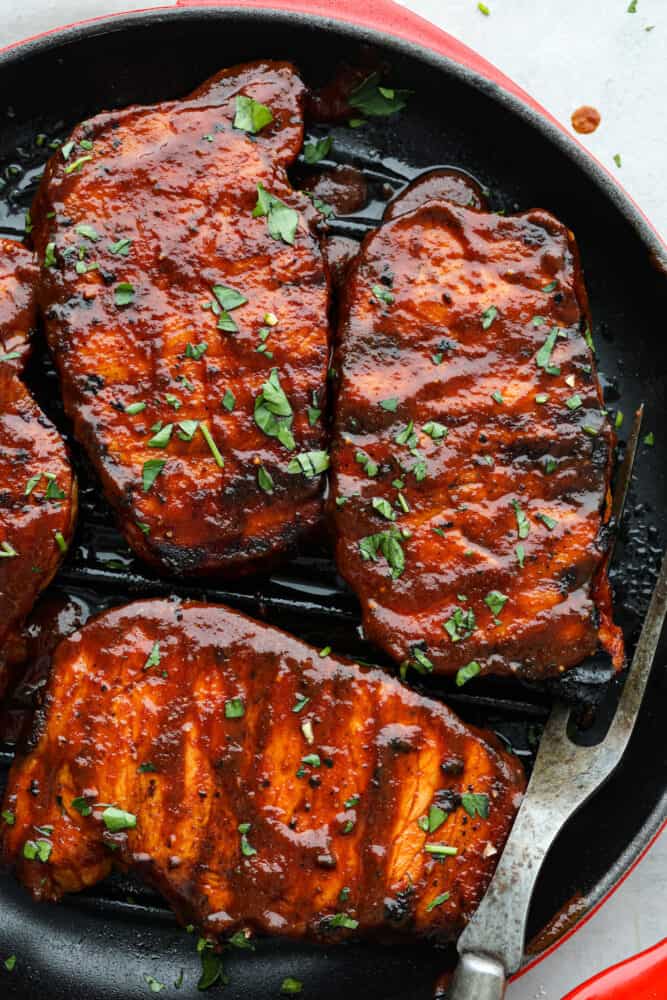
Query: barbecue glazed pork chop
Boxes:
[
  {"xmin": 0, "ymin": 239, "xmax": 76, "ymax": 696},
  {"xmin": 330, "ymin": 201, "xmax": 623, "ymax": 681},
  {"xmin": 1, "ymin": 599, "xmax": 524, "ymax": 943},
  {"xmin": 30, "ymin": 61, "xmax": 329, "ymax": 577}
]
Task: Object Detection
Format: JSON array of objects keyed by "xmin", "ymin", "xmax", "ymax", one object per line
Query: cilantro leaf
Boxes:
[
  {"xmin": 349, "ymin": 72, "xmax": 410, "ymax": 117},
  {"xmin": 233, "ymin": 94, "xmax": 273, "ymax": 134},
  {"xmin": 253, "ymin": 183, "xmax": 299, "ymax": 245}
]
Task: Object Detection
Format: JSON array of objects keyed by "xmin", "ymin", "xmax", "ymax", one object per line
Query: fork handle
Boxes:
[{"xmin": 448, "ymin": 952, "xmax": 507, "ymax": 999}]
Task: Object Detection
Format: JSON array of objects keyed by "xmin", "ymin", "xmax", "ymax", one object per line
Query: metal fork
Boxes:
[{"xmin": 450, "ymin": 408, "xmax": 667, "ymax": 999}]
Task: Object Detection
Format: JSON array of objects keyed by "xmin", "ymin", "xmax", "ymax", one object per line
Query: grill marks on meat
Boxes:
[
  {"xmin": 1, "ymin": 600, "xmax": 524, "ymax": 943},
  {"xmin": 0, "ymin": 239, "xmax": 76, "ymax": 695},
  {"xmin": 330, "ymin": 201, "xmax": 623, "ymax": 680},
  {"xmin": 31, "ymin": 61, "xmax": 330, "ymax": 577}
]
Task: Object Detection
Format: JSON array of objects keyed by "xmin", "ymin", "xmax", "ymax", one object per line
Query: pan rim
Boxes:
[{"xmin": 0, "ymin": 2, "xmax": 665, "ymax": 972}]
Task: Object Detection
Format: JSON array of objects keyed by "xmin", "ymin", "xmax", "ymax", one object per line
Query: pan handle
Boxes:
[{"xmin": 448, "ymin": 952, "xmax": 506, "ymax": 1000}]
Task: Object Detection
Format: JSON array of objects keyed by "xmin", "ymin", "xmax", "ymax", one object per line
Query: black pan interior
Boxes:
[{"xmin": 0, "ymin": 9, "xmax": 665, "ymax": 999}]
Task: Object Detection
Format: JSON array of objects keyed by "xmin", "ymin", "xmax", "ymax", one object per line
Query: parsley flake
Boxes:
[
  {"xmin": 287, "ymin": 450, "xmax": 330, "ymax": 478},
  {"xmin": 349, "ymin": 72, "xmax": 410, "ymax": 117},
  {"xmin": 114, "ymin": 282, "xmax": 135, "ymax": 308},
  {"xmin": 254, "ymin": 369, "xmax": 295, "ymax": 449},
  {"xmin": 304, "ymin": 135, "xmax": 332, "ymax": 164},
  {"xmin": 142, "ymin": 459, "xmax": 166, "ymax": 492},
  {"xmin": 358, "ymin": 529, "xmax": 405, "ymax": 578},
  {"xmin": 233, "ymin": 94, "xmax": 273, "ymax": 134},
  {"xmin": 253, "ymin": 182, "xmax": 299, "ymax": 245},
  {"xmin": 461, "ymin": 792, "xmax": 490, "ymax": 819},
  {"xmin": 456, "ymin": 660, "xmax": 482, "ymax": 687},
  {"xmin": 102, "ymin": 806, "xmax": 137, "ymax": 832},
  {"xmin": 481, "ymin": 305, "xmax": 498, "ymax": 329},
  {"xmin": 257, "ymin": 465, "xmax": 274, "ymax": 494}
]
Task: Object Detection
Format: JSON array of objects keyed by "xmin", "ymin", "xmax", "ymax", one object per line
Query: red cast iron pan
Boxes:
[{"xmin": 0, "ymin": 3, "xmax": 665, "ymax": 997}]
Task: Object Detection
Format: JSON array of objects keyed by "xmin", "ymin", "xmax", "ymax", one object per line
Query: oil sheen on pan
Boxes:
[
  {"xmin": 30, "ymin": 61, "xmax": 330, "ymax": 578},
  {"xmin": 1, "ymin": 599, "xmax": 525, "ymax": 943},
  {"xmin": 330, "ymin": 198, "xmax": 624, "ymax": 681}
]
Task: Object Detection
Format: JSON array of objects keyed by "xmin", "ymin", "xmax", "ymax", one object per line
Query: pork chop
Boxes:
[
  {"xmin": 1, "ymin": 599, "xmax": 524, "ymax": 943},
  {"xmin": 330, "ymin": 201, "xmax": 623, "ymax": 681},
  {"xmin": 30, "ymin": 61, "xmax": 330, "ymax": 577}
]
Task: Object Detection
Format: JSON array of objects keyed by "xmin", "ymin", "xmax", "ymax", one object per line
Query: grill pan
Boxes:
[{"xmin": 0, "ymin": 4, "xmax": 666, "ymax": 997}]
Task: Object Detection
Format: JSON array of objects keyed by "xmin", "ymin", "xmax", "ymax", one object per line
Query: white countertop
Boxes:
[{"xmin": 1, "ymin": 2, "xmax": 665, "ymax": 996}]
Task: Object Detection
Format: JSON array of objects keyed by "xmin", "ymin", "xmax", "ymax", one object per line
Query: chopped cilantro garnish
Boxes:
[
  {"xmin": 327, "ymin": 912, "xmax": 359, "ymax": 929},
  {"xmin": 143, "ymin": 641, "xmax": 161, "ymax": 671},
  {"xmin": 426, "ymin": 892, "xmax": 450, "ymax": 912},
  {"xmin": 371, "ymin": 496, "xmax": 396, "ymax": 521},
  {"xmin": 566, "ymin": 393, "xmax": 582, "ymax": 410},
  {"xmin": 358, "ymin": 529, "xmax": 405, "ymax": 578},
  {"xmin": 253, "ymin": 182, "xmax": 299, "ymax": 245},
  {"xmin": 281, "ymin": 978, "xmax": 303, "ymax": 995},
  {"xmin": 142, "ymin": 458, "xmax": 166, "ymax": 492},
  {"xmin": 515, "ymin": 543, "xmax": 525, "ymax": 567},
  {"xmin": 461, "ymin": 792, "xmax": 490, "ymax": 819},
  {"xmin": 349, "ymin": 71, "xmax": 410, "ymax": 117},
  {"xmin": 125, "ymin": 401, "xmax": 146, "ymax": 415},
  {"xmin": 257, "ymin": 465, "xmax": 274, "ymax": 494},
  {"xmin": 44, "ymin": 242, "xmax": 57, "ymax": 268},
  {"xmin": 304, "ymin": 135, "xmax": 332, "ymax": 164},
  {"xmin": 254, "ymin": 368, "xmax": 295, "ymax": 449},
  {"xmin": 511, "ymin": 499, "xmax": 530, "ymax": 539},
  {"xmin": 422, "ymin": 420, "xmax": 448, "ymax": 440},
  {"xmin": 114, "ymin": 282, "xmax": 135, "ymax": 308},
  {"xmin": 23, "ymin": 839, "xmax": 52, "ymax": 862},
  {"xmin": 419, "ymin": 804, "xmax": 448, "ymax": 834},
  {"xmin": 484, "ymin": 590, "xmax": 508, "ymax": 616},
  {"xmin": 372, "ymin": 284, "xmax": 394, "ymax": 305},
  {"xmin": 443, "ymin": 607, "xmax": 476, "ymax": 643},
  {"xmin": 395, "ymin": 420, "xmax": 417, "ymax": 448},
  {"xmin": 109, "ymin": 237, "xmax": 132, "ymax": 256},
  {"xmin": 535, "ymin": 328, "xmax": 559, "ymax": 370},
  {"xmin": 644, "ymin": 431, "xmax": 655, "ymax": 446},
  {"xmin": 379, "ymin": 397, "xmax": 399, "ymax": 412},
  {"xmin": 75, "ymin": 223, "xmax": 99, "ymax": 242},
  {"xmin": 481, "ymin": 305, "xmax": 498, "ymax": 329},
  {"xmin": 222, "ymin": 389, "xmax": 235, "ymax": 412},
  {"xmin": 64, "ymin": 154, "xmax": 93, "ymax": 175},
  {"xmin": 456, "ymin": 660, "xmax": 481, "ymax": 687},
  {"xmin": 424, "ymin": 842, "xmax": 458, "ymax": 856},
  {"xmin": 292, "ymin": 694, "xmax": 310, "ymax": 713},
  {"xmin": 148, "ymin": 423, "xmax": 173, "ymax": 448},
  {"xmin": 200, "ymin": 422, "xmax": 225, "ymax": 468},
  {"xmin": 287, "ymin": 450, "xmax": 330, "ymax": 478},
  {"xmin": 233, "ymin": 94, "xmax": 273, "ymax": 134},
  {"xmin": 185, "ymin": 341, "xmax": 208, "ymax": 360},
  {"xmin": 102, "ymin": 806, "xmax": 137, "ymax": 832},
  {"xmin": 225, "ymin": 697, "xmax": 245, "ymax": 719},
  {"xmin": 71, "ymin": 796, "xmax": 92, "ymax": 816},
  {"xmin": 538, "ymin": 513, "xmax": 557, "ymax": 530},
  {"xmin": 144, "ymin": 974, "xmax": 166, "ymax": 993},
  {"xmin": 355, "ymin": 450, "xmax": 379, "ymax": 477},
  {"xmin": 197, "ymin": 945, "xmax": 224, "ymax": 991}
]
